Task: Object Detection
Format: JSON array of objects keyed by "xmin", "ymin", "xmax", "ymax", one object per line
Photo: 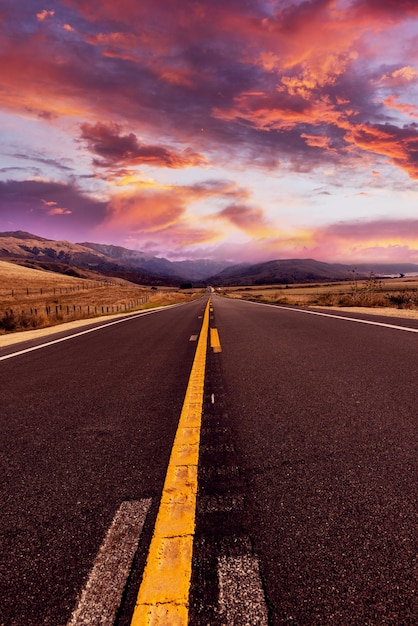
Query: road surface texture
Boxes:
[
  {"xmin": 190, "ymin": 296, "xmax": 418, "ymax": 625},
  {"xmin": 0, "ymin": 298, "xmax": 208, "ymax": 625},
  {"xmin": 1, "ymin": 295, "xmax": 417, "ymax": 624}
]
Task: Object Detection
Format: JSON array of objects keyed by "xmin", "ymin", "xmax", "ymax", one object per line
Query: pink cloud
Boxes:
[
  {"xmin": 41, "ymin": 199, "xmax": 72, "ymax": 215},
  {"xmin": 322, "ymin": 218, "xmax": 418, "ymax": 241},
  {"xmin": 383, "ymin": 95, "xmax": 418, "ymax": 118},
  {"xmin": 217, "ymin": 204, "xmax": 273, "ymax": 237},
  {"xmin": 2, "ymin": 0, "xmax": 418, "ymax": 264},
  {"xmin": 219, "ymin": 218, "xmax": 418, "ymax": 265},
  {"xmin": 99, "ymin": 179, "xmax": 255, "ymax": 252}
]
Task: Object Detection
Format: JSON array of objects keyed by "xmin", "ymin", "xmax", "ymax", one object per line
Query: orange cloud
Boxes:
[
  {"xmin": 345, "ymin": 122, "xmax": 418, "ymax": 178},
  {"xmin": 301, "ymin": 133, "xmax": 335, "ymax": 151},
  {"xmin": 36, "ymin": 9, "xmax": 55, "ymax": 21},
  {"xmin": 107, "ymin": 189, "xmax": 184, "ymax": 232},
  {"xmin": 381, "ymin": 65, "xmax": 418, "ymax": 87},
  {"xmin": 213, "ymin": 89, "xmax": 347, "ymax": 135}
]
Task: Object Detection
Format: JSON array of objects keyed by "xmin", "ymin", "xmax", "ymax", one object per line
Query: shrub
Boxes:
[{"xmin": 0, "ymin": 311, "xmax": 18, "ymax": 331}]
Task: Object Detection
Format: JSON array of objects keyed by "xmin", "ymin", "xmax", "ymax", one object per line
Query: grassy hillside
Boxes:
[{"xmin": 0, "ymin": 261, "xmax": 201, "ymax": 333}]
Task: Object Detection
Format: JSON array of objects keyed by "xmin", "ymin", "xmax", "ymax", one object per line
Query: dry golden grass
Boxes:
[
  {"xmin": 221, "ymin": 276, "xmax": 418, "ymax": 319},
  {"xmin": 317, "ymin": 306, "xmax": 418, "ymax": 319},
  {"xmin": 0, "ymin": 261, "xmax": 203, "ymax": 333}
]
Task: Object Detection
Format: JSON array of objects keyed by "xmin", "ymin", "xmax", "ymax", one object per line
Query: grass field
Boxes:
[
  {"xmin": 221, "ymin": 275, "xmax": 418, "ymax": 317},
  {"xmin": 0, "ymin": 261, "xmax": 202, "ymax": 333}
]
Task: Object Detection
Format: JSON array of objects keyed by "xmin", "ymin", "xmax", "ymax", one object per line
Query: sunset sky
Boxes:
[{"xmin": 1, "ymin": 0, "xmax": 418, "ymax": 263}]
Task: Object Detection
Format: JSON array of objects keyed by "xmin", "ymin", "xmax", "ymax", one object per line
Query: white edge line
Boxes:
[
  {"xmin": 67, "ymin": 499, "xmax": 152, "ymax": 626},
  {"xmin": 0, "ymin": 303, "xmax": 184, "ymax": 362},
  {"xmin": 242, "ymin": 299, "xmax": 418, "ymax": 334}
]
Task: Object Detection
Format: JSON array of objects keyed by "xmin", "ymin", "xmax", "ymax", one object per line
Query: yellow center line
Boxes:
[
  {"xmin": 130, "ymin": 299, "xmax": 210, "ymax": 626},
  {"xmin": 210, "ymin": 327, "xmax": 222, "ymax": 353}
]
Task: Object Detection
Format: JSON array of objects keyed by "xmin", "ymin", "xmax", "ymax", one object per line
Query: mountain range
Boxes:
[
  {"xmin": 1, "ymin": 231, "xmax": 418, "ymax": 286},
  {"xmin": 0, "ymin": 231, "xmax": 229, "ymax": 285}
]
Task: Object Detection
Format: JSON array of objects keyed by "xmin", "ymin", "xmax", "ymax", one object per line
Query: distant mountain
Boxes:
[
  {"xmin": 208, "ymin": 258, "xmax": 418, "ymax": 285},
  {"xmin": 81, "ymin": 242, "xmax": 230, "ymax": 280},
  {"xmin": 0, "ymin": 231, "xmax": 231, "ymax": 285},
  {"xmin": 2, "ymin": 232, "xmax": 418, "ymax": 286}
]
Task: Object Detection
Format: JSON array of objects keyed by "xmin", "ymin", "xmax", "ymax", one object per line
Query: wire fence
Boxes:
[
  {"xmin": 4, "ymin": 296, "xmax": 150, "ymax": 319},
  {"xmin": 0, "ymin": 281, "xmax": 125, "ymax": 298},
  {"xmin": 0, "ymin": 296, "xmax": 151, "ymax": 331}
]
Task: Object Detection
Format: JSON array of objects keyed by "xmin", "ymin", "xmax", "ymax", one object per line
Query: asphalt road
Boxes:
[
  {"xmin": 191, "ymin": 296, "xmax": 418, "ymax": 625},
  {"xmin": 1, "ymin": 295, "xmax": 418, "ymax": 624},
  {"xmin": 0, "ymin": 298, "xmax": 208, "ymax": 625}
]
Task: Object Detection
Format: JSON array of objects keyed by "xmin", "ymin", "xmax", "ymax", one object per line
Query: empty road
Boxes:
[{"xmin": 1, "ymin": 295, "xmax": 417, "ymax": 624}]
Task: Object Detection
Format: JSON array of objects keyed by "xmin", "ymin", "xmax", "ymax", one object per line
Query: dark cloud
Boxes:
[
  {"xmin": 352, "ymin": 0, "xmax": 418, "ymax": 20},
  {"xmin": 187, "ymin": 179, "xmax": 251, "ymax": 201},
  {"xmin": 79, "ymin": 122, "xmax": 207, "ymax": 169},
  {"xmin": 13, "ymin": 152, "xmax": 73, "ymax": 172}
]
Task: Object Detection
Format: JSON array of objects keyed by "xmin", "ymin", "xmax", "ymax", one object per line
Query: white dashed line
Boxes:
[
  {"xmin": 67, "ymin": 499, "xmax": 151, "ymax": 626},
  {"xmin": 218, "ymin": 552, "xmax": 269, "ymax": 625}
]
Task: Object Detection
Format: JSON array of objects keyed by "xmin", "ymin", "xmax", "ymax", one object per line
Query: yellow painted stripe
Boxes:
[
  {"xmin": 131, "ymin": 299, "xmax": 210, "ymax": 625},
  {"xmin": 210, "ymin": 327, "xmax": 222, "ymax": 353}
]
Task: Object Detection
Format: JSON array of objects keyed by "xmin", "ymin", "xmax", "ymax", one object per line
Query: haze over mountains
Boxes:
[{"xmin": 1, "ymin": 231, "xmax": 418, "ymax": 286}]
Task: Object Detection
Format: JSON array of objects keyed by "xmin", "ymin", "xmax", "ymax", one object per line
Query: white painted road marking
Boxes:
[
  {"xmin": 218, "ymin": 552, "xmax": 268, "ymax": 625},
  {"xmin": 247, "ymin": 300, "xmax": 418, "ymax": 334},
  {"xmin": 189, "ymin": 334, "xmax": 198, "ymax": 341},
  {"xmin": 0, "ymin": 305, "xmax": 182, "ymax": 362},
  {"xmin": 67, "ymin": 499, "xmax": 151, "ymax": 626}
]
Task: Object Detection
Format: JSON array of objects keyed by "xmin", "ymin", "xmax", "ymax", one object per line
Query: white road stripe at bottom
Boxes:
[
  {"xmin": 218, "ymin": 553, "xmax": 269, "ymax": 625},
  {"xmin": 67, "ymin": 499, "xmax": 151, "ymax": 626}
]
